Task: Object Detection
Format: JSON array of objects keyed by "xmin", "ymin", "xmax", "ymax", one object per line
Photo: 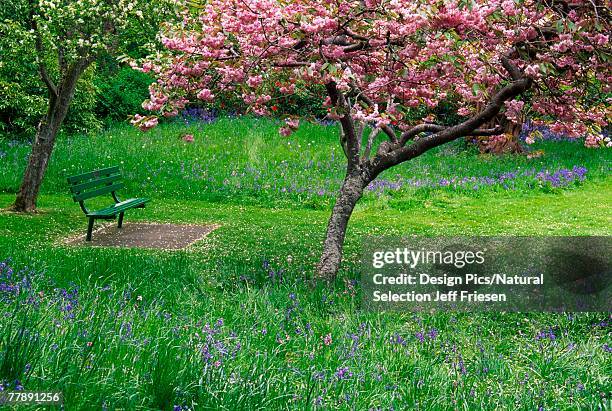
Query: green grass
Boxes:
[
  {"xmin": 1, "ymin": 118, "xmax": 610, "ymax": 208},
  {"xmin": 0, "ymin": 118, "xmax": 610, "ymax": 410}
]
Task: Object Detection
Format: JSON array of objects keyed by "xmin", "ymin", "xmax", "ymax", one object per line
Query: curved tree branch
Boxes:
[
  {"xmin": 325, "ymin": 81, "xmax": 361, "ymax": 168},
  {"xmin": 28, "ymin": 0, "xmax": 57, "ymax": 98},
  {"xmin": 354, "ymin": 92, "xmax": 398, "ymax": 143},
  {"xmin": 370, "ymin": 77, "xmax": 532, "ymax": 175},
  {"xmin": 400, "ymin": 124, "xmax": 504, "ymax": 145}
]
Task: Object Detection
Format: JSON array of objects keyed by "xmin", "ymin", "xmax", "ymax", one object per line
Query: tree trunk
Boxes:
[
  {"xmin": 12, "ymin": 63, "xmax": 86, "ymax": 212},
  {"xmin": 317, "ymin": 172, "xmax": 368, "ymax": 280},
  {"xmin": 468, "ymin": 107, "xmax": 525, "ymax": 154},
  {"xmin": 12, "ymin": 124, "xmax": 58, "ymax": 212}
]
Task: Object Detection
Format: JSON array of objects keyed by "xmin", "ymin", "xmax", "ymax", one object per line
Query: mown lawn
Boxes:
[{"xmin": 0, "ymin": 118, "xmax": 610, "ymax": 410}]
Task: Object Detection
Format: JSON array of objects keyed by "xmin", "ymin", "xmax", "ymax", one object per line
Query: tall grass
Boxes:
[
  {"xmin": 0, "ymin": 118, "xmax": 610, "ymax": 409},
  {"xmin": 1, "ymin": 257, "xmax": 610, "ymax": 410},
  {"xmin": 1, "ymin": 118, "xmax": 609, "ymax": 209}
]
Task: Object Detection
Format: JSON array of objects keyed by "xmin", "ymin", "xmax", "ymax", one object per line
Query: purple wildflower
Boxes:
[
  {"xmin": 536, "ymin": 328, "xmax": 556, "ymax": 341},
  {"xmin": 390, "ymin": 332, "xmax": 406, "ymax": 346},
  {"xmin": 427, "ymin": 328, "xmax": 438, "ymax": 340},
  {"xmin": 313, "ymin": 371, "xmax": 326, "ymax": 381},
  {"xmin": 120, "ymin": 322, "xmax": 133, "ymax": 340},
  {"xmin": 335, "ymin": 366, "xmax": 352, "ymax": 380}
]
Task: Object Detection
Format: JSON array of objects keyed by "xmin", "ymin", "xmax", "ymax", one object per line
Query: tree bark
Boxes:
[
  {"xmin": 317, "ymin": 171, "xmax": 368, "ymax": 280},
  {"xmin": 468, "ymin": 110, "xmax": 525, "ymax": 154},
  {"xmin": 12, "ymin": 124, "xmax": 57, "ymax": 212},
  {"xmin": 12, "ymin": 62, "xmax": 87, "ymax": 212}
]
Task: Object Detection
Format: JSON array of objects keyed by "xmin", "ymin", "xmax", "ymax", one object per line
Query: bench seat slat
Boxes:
[
  {"xmin": 73, "ymin": 182, "xmax": 125, "ymax": 202},
  {"xmin": 67, "ymin": 166, "xmax": 120, "ymax": 184},
  {"xmin": 69, "ymin": 174, "xmax": 122, "ymax": 193},
  {"xmin": 87, "ymin": 198, "xmax": 149, "ymax": 217}
]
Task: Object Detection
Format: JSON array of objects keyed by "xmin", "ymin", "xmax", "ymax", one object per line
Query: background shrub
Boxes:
[{"xmin": 94, "ymin": 64, "xmax": 154, "ymax": 124}]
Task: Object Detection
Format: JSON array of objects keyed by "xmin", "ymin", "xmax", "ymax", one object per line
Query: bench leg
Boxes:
[
  {"xmin": 86, "ymin": 217, "xmax": 95, "ymax": 241},
  {"xmin": 118, "ymin": 212, "xmax": 124, "ymax": 229}
]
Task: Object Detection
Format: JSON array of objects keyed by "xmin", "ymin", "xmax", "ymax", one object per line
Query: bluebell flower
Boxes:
[{"xmin": 335, "ymin": 366, "xmax": 352, "ymax": 380}]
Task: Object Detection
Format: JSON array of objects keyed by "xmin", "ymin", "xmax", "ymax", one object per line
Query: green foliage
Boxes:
[
  {"xmin": 0, "ymin": 65, "xmax": 101, "ymax": 139},
  {"xmin": 0, "ymin": 19, "xmax": 46, "ymax": 138},
  {"xmin": 94, "ymin": 66, "xmax": 153, "ymax": 123},
  {"xmin": 0, "ymin": 81, "xmax": 47, "ymax": 138},
  {"xmin": 267, "ymin": 82, "xmax": 327, "ymax": 118},
  {"xmin": 207, "ymin": 81, "xmax": 327, "ymax": 118},
  {"xmin": 0, "ymin": 312, "xmax": 45, "ymax": 385},
  {"xmin": 63, "ymin": 67, "xmax": 102, "ymax": 135}
]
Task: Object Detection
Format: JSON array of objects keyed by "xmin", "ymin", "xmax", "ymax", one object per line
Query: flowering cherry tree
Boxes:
[
  {"xmin": 136, "ymin": 0, "xmax": 611, "ymax": 279},
  {"xmin": 5, "ymin": 0, "xmax": 174, "ymax": 212}
]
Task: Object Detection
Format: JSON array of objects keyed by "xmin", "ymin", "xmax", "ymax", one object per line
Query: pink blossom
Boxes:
[
  {"xmin": 197, "ymin": 88, "xmax": 215, "ymax": 101},
  {"xmin": 140, "ymin": 118, "xmax": 158, "ymax": 132},
  {"xmin": 132, "ymin": 0, "xmax": 609, "ymax": 148},
  {"xmin": 584, "ymin": 134, "xmax": 608, "ymax": 148},
  {"xmin": 524, "ymin": 64, "xmax": 540, "ymax": 78},
  {"xmin": 285, "ymin": 118, "xmax": 299, "ymax": 130},
  {"xmin": 247, "ymin": 75, "xmax": 263, "ymax": 88},
  {"xmin": 130, "ymin": 114, "xmax": 145, "ymax": 124},
  {"xmin": 504, "ymin": 100, "xmax": 525, "ymax": 124},
  {"xmin": 456, "ymin": 107, "xmax": 470, "ymax": 116},
  {"xmin": 279, "ymin": 126, "xmax": 292, "ymax": 137},
  {"xmin": 501, "ymin": 0, "xmax": 518, "ymax": 16},
  {"xmin": 182, "ymin": 134, "xmax": 195, "ymax": 143},
  {"xmin": 279, "ymin": 84, "xmax": 295, "ymax": 94},
  {"xmin": 593, "ymin": 34, "xmax": 608, "ymax": 46},
  {"xmin": 130, "ymin": 114, "xmax": 158, "ymax": 132}
]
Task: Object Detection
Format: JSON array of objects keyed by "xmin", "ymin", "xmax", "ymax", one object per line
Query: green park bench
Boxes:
[{"xmin": 67, "ymin": 166, "xmax": 149, "ymax": 241}]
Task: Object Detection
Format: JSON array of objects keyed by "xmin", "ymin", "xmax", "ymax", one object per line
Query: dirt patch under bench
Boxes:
[{"xmin": 64, "ymin": 222, "xmax": 219, "ymax": 250}]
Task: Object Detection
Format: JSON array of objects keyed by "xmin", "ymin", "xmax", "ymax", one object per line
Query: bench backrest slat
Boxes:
[
  {"xmin": 69, "ymin": 174, "xmax": 122, "ymax": 193},
  {"xmin": 67, "ymin": 166, "xmax": 120, "ymax": 184},
  {"xmin": 72, "ymin": 182, "xmax": 125, "ymax": 202},
  {"xmin": 67, "ymin": 166, "xmax": 124, "ymax": 202}
]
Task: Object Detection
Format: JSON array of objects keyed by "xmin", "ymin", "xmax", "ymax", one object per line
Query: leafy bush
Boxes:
[
  {"xmin": 0, "ymin": 20, "xmax": 46, "ymax": 139},
  {"xmin": 201, "ymin": 80, "xmax": 327, "ymax": 119},
  {"xmin": 94, "ymin": 66, "xmax": 154, "ymax": 123},
  {"xmin": 0, "ymin": 81, "xmax": 47, "ymax": 138}
]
